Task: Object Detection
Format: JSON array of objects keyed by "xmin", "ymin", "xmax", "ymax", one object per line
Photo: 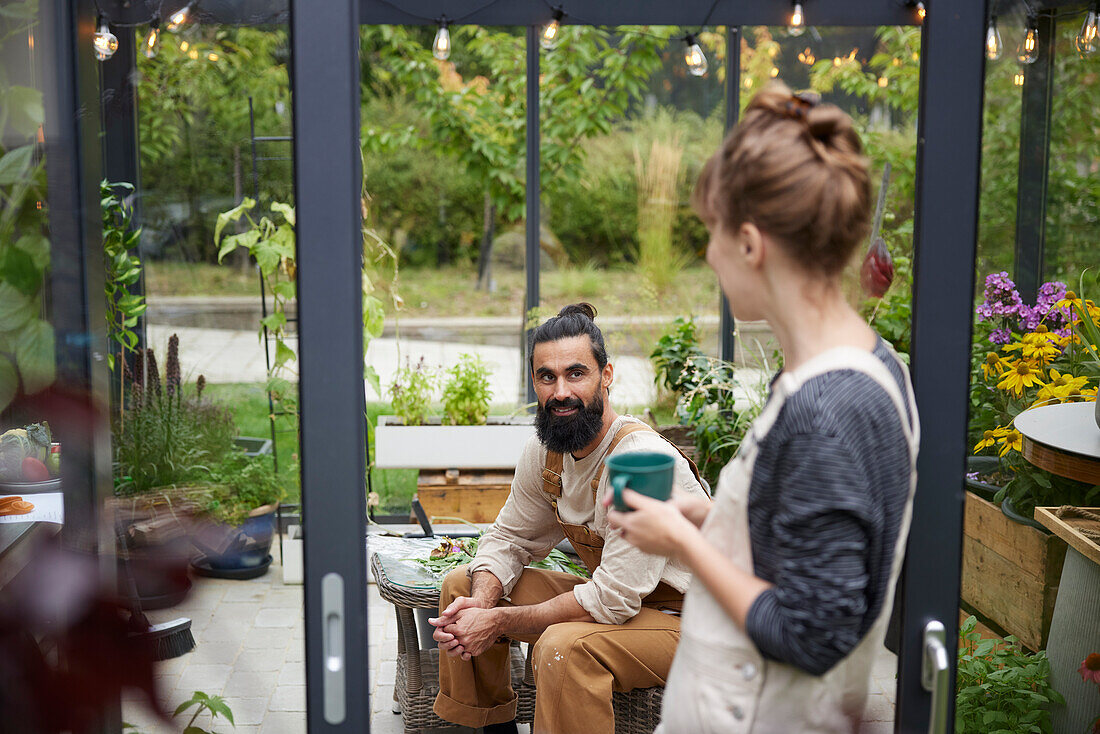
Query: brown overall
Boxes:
[{"xmin": 434, "ymin": 424, "xmax": 702, "ymax": 733}]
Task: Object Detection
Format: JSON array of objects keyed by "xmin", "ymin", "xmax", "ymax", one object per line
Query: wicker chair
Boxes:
[{"xmin": 372, "ymin": 553, "xmax": 535, "ymax": 734}]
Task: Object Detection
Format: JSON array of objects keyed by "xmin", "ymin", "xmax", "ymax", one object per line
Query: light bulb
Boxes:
[
  {"xmin": 789, "ymin": 2, "xmax": 805, "ymax": 37},
  {"xmin": 797, "ymin": 47, "xmax": 816, "ymax": 65},
  {"xmin": 985, "ymin": 17, "xmax": 1003, "ymax": 60},
  {"xmin": 143, "ymin": 21, "xmax": 161, "ymax": 59},
  {"xmin": 1076, "ymin": 8, "xmax": 1098, "ymax": 57},
  {"xmin": 180, "ymin": 40, "xmax": 189, "ymax": 52},
  {"xmin": 769, "ymin": 66, "xmax": 779, "ymax": 78},
  {"xmin": 684, "ymin": 35, "xmax": 707, "ymax": 77},
  {"xmin": 877, "ymin": 76, "xmax": 888, "ymax": 87},
  {"xmin": 188, "ymin": 48, "xmax": 198, "ymax": 60},
  {"xmin": 1017, "ymin": 23, "xmax": 1039, "ymax": 65},
  {"xmin": 93, "ymin": 21, "xmax": 118, "ymax": 61},
  {"xmin": 167, "ymin": 4, "xmax": 192, "ymax": 32},
  {"xmin": 433, "ymin": 21, "xmax": 451, "ymax": 61},
  {"xmin": 916, "ymin": 2, "xmax": 926, "ymax": 21},
  {"xmin": 1013, "ymin": 71, "xmax": 1024, "ymax": 86},
  {"xmin": 207, "ymin": 52, "xmax": 219, "ymax": 61},
  {"xmin": 541, "ymin": 9, "xmax": 563, "ymax": 50}
]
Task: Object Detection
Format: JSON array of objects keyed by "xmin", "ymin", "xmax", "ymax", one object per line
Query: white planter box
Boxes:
[{"xmin": 373, "ymin": 416, "xmax": 535, "ymax": 469}]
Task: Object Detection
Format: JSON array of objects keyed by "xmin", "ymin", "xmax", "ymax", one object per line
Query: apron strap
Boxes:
[{"xmin": 542, "ymin": 449, "xmax": 564, "ymax": 498}]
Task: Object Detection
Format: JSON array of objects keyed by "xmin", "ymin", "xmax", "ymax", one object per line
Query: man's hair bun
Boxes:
[{"xmin": 558, "ymin": 302, "xmax": 597, "ymax": 321}]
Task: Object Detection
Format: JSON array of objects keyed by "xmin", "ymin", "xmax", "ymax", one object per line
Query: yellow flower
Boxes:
[
  {"xmin": 974, "ymin": 429, "xmax": 998, "ymax": 453},
  {"xmin": 998, "ymin": 429, "xmax": 1022, "ymax": 457},
  {"xmin": 997, "ymin": 360, "xmax": 1046, "ymax": 397},
  {"xmin": 1034, "ymin": 369, "xmax": 1091, "ymax": 404},
  {"xmin": 982, "ymin": 352, "xmax": 1007, "ymax": 380},
  {"xmin": 1003, "ymin": 331, "xmax": 1061, "ymax": 361},
  {"xmin": 1054, "ymin": 290, "xmax": 1083, "ymax": 310}
]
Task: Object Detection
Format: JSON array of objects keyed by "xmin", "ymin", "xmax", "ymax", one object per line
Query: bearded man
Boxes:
[{"xmin": 430, "ymin": 303, "xmax": 710, "ymax": 734}]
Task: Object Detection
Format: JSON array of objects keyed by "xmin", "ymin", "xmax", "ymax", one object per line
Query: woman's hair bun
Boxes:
[
  {"xmin": 805, "ymin": 106, "xmax": 857, "ymax": 151},
  {"xmin": 558, "ymin": 302, "xmax": 597, "ymax": 321}
]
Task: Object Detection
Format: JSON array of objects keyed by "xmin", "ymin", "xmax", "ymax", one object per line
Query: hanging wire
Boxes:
[{"xmin": 371, "ymin": 0, "xmax": 507, "ymax": 25}]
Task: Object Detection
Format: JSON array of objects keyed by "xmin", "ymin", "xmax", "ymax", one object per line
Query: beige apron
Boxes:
[{"xmin": 656, "ymin": 346, "xmax": 920, "ymax": 734}]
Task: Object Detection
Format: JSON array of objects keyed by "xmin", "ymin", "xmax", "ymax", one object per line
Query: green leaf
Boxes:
[
  {"xmin": 213, "ymin": 198, "xmax": 256, "ymax": 245},
  {"xmin": 274, "ymin": 339, "xmax": 296, "ymax": 368},
  {"xmin": 15, "ymin": 234, "xmax": 50, "ymax": 270},
  {"xmin": 0, "ymin": 282, "xmax": 36, "ymax": 332},
  {"xmin": 0, "ymin": 355, "xmax": 17, "ymax": 413},
  {"xmin": 173, "ymin": 698, "xmax": 199, "ymax": 717},
  {"xmin": 204, "ymin": 695, "xmax": 234, "ymax": 725},
  {"xmin": 182, "ymin": 727, "xmax": 210, "ymax": 734},
  {"xmin": 252, "ymin": 239, "xmax": 282, "ymax": 274},
  {"xmin": 15, "ymin": 318, "xmax": 55, "ymax": 394},
  {"xmin": 260, "ymin": 313, "xmax": 287, "ymax": 332},
  {"xmin": 365, "ymin": 364, "xmax": 381, "ymax": 397},
  {"xmin": 270, "ymin": 201, "xmax": 295, "ymax": 226},
  {"xmin": 0, "ymin": 246, "xmax": 41, "ymax": 296},
  {"xmin": 5, "ymin": 86, "xmax": 45, "ymax": 138},
  {"xmin": 271, "ymin": 281, "xmax": 296, "ymax": 299},
  {"xmin": 217, "ymin": 229, "xmax": 260, "ymax": 263},
  {"xmin": 0, "ymin": 144, "xmax": 34, "ymax": 185},
  {"xmin": 363, "ymin": 295, "xmax": 384, "ymax": 340}
]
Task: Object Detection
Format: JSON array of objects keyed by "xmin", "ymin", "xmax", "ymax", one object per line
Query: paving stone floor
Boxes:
[{"xmin": 121, "ymin": 529, "xmax": 897, "ymax": 733}]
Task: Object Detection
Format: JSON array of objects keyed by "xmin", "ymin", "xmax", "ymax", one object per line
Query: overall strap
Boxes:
[
  {"xmin": 542, "ymin": 450, "xmax": 564, "ymax": 498},
  {"xmin": 588, "ymin": 423, "xmax": 706, "ymax": 494}
]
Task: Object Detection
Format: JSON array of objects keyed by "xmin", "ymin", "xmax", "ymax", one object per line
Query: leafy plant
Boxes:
[
  {"xmin": 0, "ymin": 1, "xmax": 52, "ymax": 413},
  {"xmin": 202, "ymin": 450, "xmax": 284, "ymax": 526},
  {"xmin": 413, "ymin": 535, "xmax": 589, "ymax": 581},
  {"xmin": 650, "ymin": 316, "xmax": 767, "ymax": 487},
  {"xmin": 442, "ymin": 353, "xmax": 492, "ymax": 426},
  {"xmin": 102, "ymin": 180, "xmax": 147, "ymax": 376},
  {"xmin": 113, "ymin": 338, "xmax": 236, "ymax": 496},
  {"xmin": 967, "ymin": 271, "xmax": 1099, "ymax": 515},
  {"xmin": 389, "ymin": 357, "xmax": 436, "ymax": 426},
  {"xmin": 173, "ymin": 690, "xmax": 235, "ymax": 734},
  {"xmin": 955, "ymin": 615, "xmax": 1064, "ymax": 734}
]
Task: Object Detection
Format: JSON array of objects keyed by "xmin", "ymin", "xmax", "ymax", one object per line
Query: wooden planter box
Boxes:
[
  {"xmin": 961, "ymin": 491, "xmax": 1068, "ymax": 650},
  {"xmin": 415, "ymin": 468, "xmax": 514, "ymax": 524}
]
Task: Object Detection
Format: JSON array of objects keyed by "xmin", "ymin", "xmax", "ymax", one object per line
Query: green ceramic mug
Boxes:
[{"xmin": 605, "ymin": 451, "xmax": 675, "ymax": 512}]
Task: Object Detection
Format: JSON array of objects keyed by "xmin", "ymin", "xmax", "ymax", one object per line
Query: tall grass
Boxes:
[{"xmin": 634, "ymin": 133, "xmax": 689, "ymax": 297}]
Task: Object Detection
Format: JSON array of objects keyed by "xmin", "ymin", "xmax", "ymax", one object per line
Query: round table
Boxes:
[
  {"xmin": 1014, "ymin": 401, "xmax": 1100, "ymax": 734},
  {"xmin": 1014, "ymin": 401, "xmax": 1100, "ymax": 484}
]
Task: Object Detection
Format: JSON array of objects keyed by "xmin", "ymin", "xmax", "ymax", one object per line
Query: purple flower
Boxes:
[
  {"xmin": 976, "ymin": 272, "xmax": 1027, "ymax": 323},
  {"xmin": 989, "ymin": 328, "xmax": 1011, "ymax": 345},
  {"xmin": 966, "ymin": 472, "xmax": 979, "ymax": 481}
]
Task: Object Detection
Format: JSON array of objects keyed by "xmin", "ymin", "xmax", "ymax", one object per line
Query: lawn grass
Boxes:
[
  {"xmin": 146, "ymin": 261, "xmax": 722, "ymax": 319},
  {"xmin": 204, "ymin": 383, "xmax": 418, "ymax": 515}
]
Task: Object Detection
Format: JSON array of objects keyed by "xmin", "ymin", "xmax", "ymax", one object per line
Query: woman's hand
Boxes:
[{"xmin": 606, "ymin": 489, "xmax": 699, "ymax": 559}]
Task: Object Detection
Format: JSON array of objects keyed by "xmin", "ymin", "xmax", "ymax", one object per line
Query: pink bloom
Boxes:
[{"xmin": 1080, "ymin": 653, "xmax": 1100, "ymax": 685}]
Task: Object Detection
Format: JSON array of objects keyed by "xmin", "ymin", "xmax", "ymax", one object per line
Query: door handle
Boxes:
[
  {"xmin": 921, "ymin": 620, "xmax": 950, "ymax": 734},
  {"xmin": 321, "ymin": 573, "xmax": 346, "ymax": 724}
]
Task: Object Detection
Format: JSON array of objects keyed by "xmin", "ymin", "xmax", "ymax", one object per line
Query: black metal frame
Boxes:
[{"xmin": 84, "ymin": 1, "xmax": 994, "ymax": 731}]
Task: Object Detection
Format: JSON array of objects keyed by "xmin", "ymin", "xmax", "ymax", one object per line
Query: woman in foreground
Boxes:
[{"xmin": 608, "ymin": 83, "xmax": 919, "ymax": 733}]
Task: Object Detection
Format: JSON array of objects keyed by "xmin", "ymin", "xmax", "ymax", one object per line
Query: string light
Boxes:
[
  {"xmin": 207, "ymin": 52, "xmax": 219, "ymax": 61},
  {"xmin": 1013, "ymin": 71, "xmax": 1025, "ymax": 86},
  {"xmin": 541, "ymin": 8, "xmax": 564, "ymax": 50},
  {"xmin": 143, "ymin": 18, "xmax": 161, "ymax": 59},
  {"xmin": 877, "ymin": 76, "xmax": 889, "ymax": 87},
  {"xmin": 1017, "ymin": 18, "xmax": 1039, "ymax": 65},
  {"xmin": 166, "ymin": 3, "xmax": 193, "ymax": 32},
  {"xmin": 433, "ymin": 17, "xmax": 451, "ymax": 61},
  {"xmin": 1076, "ymin": 3, "xmax": 1098, "ymax": 57},
  {"xmin": 93, "ymin": 17, "xmax": 118, "ymax": 61},
  {"xmin": 188, "ymin": 48, "xmax": 198, "ymax": 60},
  {"xmin": 769, "ymin": 66, "xmax": 779, "ymax": 77},
  {"xmin": 915, "ymin": 2, "xmax": 926, "ymax": 22},
  {"xmin": 180, "ymin": 40, "xmax": 189, "ymax": 52},
  {"xmin": 683, "ymin": 34, "xmax": 707, "ymax": 76},
  {"xmin": 985, "ymin": 15, "xmax": 1003, "ymax": 60},
  {"xmin": 789, "ymin": 2, "xmax": 805, "ymax": 37},
  {"xmin": 797, "ymin": 47, "xmax": 816, "ymax": 65}
]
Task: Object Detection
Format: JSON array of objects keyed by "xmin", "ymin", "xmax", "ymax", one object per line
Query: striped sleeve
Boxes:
[{"xmin": 744, "ymin": 432, "xmax": 876, "ymax": 676}]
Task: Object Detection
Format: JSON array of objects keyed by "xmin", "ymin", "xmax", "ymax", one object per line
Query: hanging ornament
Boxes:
[{"xmin": 860, "ymin": 164, "xmax": 895, "ymax": 299}]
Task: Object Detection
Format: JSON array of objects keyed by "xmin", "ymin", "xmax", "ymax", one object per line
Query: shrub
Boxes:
[
  {"xmin": 955, "ymin": 616, "xmax": 1064, "ymax": 734},
  {"xmin": 389, "ymin": 357, "xmax": 436, "ymax": 426},
  {"xmin": 202, "ymin": 450, "xmax": 283, "ymax": 526},
  {"xmin": 442, "ymin": 353, "xmax": 492, "ymax": 426}
]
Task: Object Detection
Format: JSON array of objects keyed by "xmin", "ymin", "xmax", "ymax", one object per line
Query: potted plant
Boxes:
[
  {"xmin": 374, "ymin": 354, "xmax": 535, "ymax": 471},
  {"xmin": 961, "ymin": 272, "xmax": 1099, "ymax": 650}
]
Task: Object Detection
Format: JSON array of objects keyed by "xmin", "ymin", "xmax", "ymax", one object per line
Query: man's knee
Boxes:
[
  {"xmin": 439, "ymin": 565, "xmax": 472, "ymax": 609},
  {"xmin": 531, "ymin": 622, "xmax": 593, "ymax": 673}
]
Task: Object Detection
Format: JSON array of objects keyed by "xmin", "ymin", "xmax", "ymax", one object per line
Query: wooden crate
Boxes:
[
  {"xmin": 415, "ymin": 469, "xmax": 514, "ymax": 524},
  {"xmin": 961, "ymin": 491, "xmax": 1068, "ymax": 650}
]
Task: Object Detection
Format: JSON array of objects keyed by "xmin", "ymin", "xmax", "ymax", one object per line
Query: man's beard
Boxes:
[{"xmin": 535, "ymin": 390, "xmax": 605, "ymax": 454}]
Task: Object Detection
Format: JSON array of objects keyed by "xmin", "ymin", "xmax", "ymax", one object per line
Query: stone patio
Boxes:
[{"xmin": 121, "ymin": 526, "xmax": 898, "ymax": 733}]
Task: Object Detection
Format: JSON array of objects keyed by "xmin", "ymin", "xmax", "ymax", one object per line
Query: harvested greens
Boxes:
[{"xmin": 411, "ymin": 536, "xmax": 590, "ymax": 580}]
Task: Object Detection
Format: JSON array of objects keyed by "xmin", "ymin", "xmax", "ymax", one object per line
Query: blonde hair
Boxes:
[{"xmin": 693, "ymin": 82, "xmax": 871, "ymax": 276}]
